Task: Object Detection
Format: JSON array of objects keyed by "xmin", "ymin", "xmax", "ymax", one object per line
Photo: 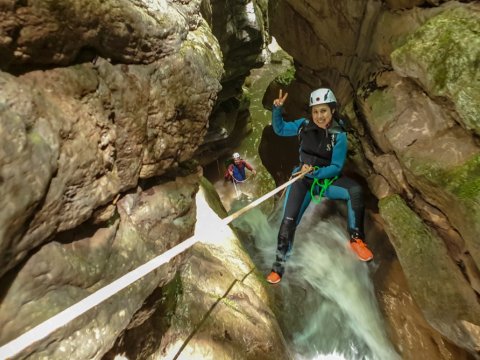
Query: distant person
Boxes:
[
  {"xmin": 224, "ymin": 152, "xmax": 256, "ymax": 183},
  {"xmin": 266, "ymin": 88, "xmax": 373, "ymax": 285}
]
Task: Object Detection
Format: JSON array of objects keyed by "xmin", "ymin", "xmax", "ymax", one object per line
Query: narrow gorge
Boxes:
[{"xmin": 0, "ymin": 1, "xmax": 479, "ymax": 359}]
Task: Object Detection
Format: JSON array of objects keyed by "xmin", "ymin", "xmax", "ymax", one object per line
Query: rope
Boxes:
[
  {"xmin": 232, "ymin": 175, "xmax": 251, "ymax": 198},
  {"xmin": 278, "ymin": 168, "xmax": 305, "ymax": 201},
  {"xmin": 232, "ymin": 175, "xmax": 248, "ymax": 183},
  {"xmin": 0, "ymin": 169, "xmax": 310, "ymax": 360},
  {"xmin": 310, "ymin": 168, "xmax": 338, "ymax": 204},
  {"xmin": 232, "ymin": 177, "xmax": 241, "ymax": 197}
]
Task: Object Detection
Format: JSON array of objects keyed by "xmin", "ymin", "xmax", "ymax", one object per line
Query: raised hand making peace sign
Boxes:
[{"xmin": 273, "ymin": 89, "xmax": 288, "ymax": 107}]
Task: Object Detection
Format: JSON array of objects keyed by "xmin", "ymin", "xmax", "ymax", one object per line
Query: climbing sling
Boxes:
[{"xmin": 310, "ymin": 166, "xmax": 338, "ymax": 204}]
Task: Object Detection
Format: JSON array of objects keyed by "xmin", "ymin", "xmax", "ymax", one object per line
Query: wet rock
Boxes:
[
  {"xmin": 358, "ymin": 71, "xmax": 480, "ymax": 271},
  {"xmin": 198, "ymin": 0, "xmax": 267, "ymax": 163},
  {"xmin": 392, "ymin": 6, "xmax": 480, "ymax": 136},
  {"xmin": 105, "ymin": 178, "xmax": 290, "ymax": 360},
  {"xmin": 0, "ymin": 172, "xmax": 200, "ymax": 359},
  {"xmin": 0, "ymin": 12, "xmax": 222, "ymax": 276},
  {"xmin": 379, "ymin": 194, "xmax": 480, "ymax": 353}
]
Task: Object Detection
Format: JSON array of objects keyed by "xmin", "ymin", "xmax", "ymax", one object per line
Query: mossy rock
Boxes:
[
  {"xmin": 199, "ymin": 177, "xmax": 228, "ymax": 218},
  {"xmin": 403, "ymin": 154, "xmax": 480, "ymax": 267},
  {"xmin": 365, "ymin": 89, "xmax": 397, "ymax": 129},
  {"xmin": 270, "ymin": 49, "xmax": 293, "ymax": 65},
  {"xmin": 273, "ymin": 64, "xmax": 295, "ymax": 86},
  {"xmin": 180, "ymin": 19, "xmax": 224, "ymax": 81},
  {"xmin": 361, "ymin": 88, "xmax": 397, "ymax": 153},
  {"xmin": 403, "ymin": 153, "xmax": 480, "ymax": 225},
  {"xmin": 379, "ymin": 194, "xmax": 480, "ymax": 351},
  {"xmin": 391, "ymin": 6, "xmax": 480, "ymax": 135}
]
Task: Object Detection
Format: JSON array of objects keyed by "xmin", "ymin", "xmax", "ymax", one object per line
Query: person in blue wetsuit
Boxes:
[{"xmin": 266, "ymin": 88, "xmax": 373, "ymax": 284}]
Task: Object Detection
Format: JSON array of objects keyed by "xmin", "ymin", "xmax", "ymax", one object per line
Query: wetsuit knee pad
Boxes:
[
  {"xmin": 278, "ymin": 217, "xmax": 297, "ymax": 246},
  {"xmin": 349, "ymin": 184, "xmax": 364, "ymax": 206}
]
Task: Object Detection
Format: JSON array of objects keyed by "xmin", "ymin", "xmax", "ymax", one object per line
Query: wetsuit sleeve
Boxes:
[
  {"xmin": 272, "ymin": 106, "xmax": 305, "ymax": 136},
  {"xmin": 308, "ymin": 132, "xmax": 347, "ymax": 179}
]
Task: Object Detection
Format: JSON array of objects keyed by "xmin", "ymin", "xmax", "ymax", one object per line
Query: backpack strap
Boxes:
[
  {"xmin": 328, "ymin": 119, "xmax": 345, "ymax": 134},
  {"xmin": 297, "ymin": 119, "xmax": 309, "ymax": 140},
  {"xmin": 327, "ymin": 119, "xmax": 348, "ymax": 149}
]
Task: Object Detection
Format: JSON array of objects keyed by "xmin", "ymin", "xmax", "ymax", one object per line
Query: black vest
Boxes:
[{"xmin": 298, "ymin": 119, "xmax": 344, "ymax": 167}]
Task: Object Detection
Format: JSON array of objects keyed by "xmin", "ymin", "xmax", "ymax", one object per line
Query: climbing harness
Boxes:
[
  {"xmin": 279, "ymin": 167, "xmax": 338, "ymax": 204},
  {"xmin": 232, "ymin": 175, "xmax": 249, "ymax": 198},
  {"xmin": 232, "ymin": 176, "xmax": 248, "ymax": 183},
  {"xmin": 0, "ymin": 167, "xmax": 311, "ymax": 360}
]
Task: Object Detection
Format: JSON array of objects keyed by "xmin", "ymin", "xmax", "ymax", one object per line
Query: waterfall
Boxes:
[{"xmin": 230, "ymin": 199, "xmax": 400, "ymax": 360}]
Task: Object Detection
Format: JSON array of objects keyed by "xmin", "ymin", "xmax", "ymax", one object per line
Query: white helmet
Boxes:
[
  {"xmin": 233, "ymin": 152, "xmax": 241, "ymax": 160},
  {"xmin": 309, "ymin": 88, "xmax": 336, "ymax": 107}
]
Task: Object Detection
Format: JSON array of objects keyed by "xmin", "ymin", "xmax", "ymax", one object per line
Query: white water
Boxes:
[{"xmin": 229, "ymin": 197, "xmax": 400, "ymax": 360}]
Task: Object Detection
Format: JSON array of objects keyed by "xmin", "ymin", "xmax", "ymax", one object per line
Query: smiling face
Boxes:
[{"xmin": 311, "ymin": 103, "xmax": 334, "ymax": 129}]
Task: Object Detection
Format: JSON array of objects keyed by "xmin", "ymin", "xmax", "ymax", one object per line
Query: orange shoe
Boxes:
[
  {"xmin": 350, "ymin": 238, "xmax": 373, "ymax": 261},
  {"xmin": 266, "ymin": 271, "xmax": 282, "ymax": 284}
]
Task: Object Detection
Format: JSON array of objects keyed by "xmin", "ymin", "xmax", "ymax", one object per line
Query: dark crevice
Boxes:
[
  {"xmin": 456, "ymin": 258, "xmax": 479, "ymax": 299},
  {"xmin": 7, "ymin": 62, "xmax": 66, "ymax": 77},
  {"xmin": 103, "ymin": 273, "xmax": 182, "ymax": 360},
  {"xmin": 4, "ymin": 45, "xmax": 130, "ymax": 76},
  {"xmin": 0, "ymin": 164, "xmax": 58, "ymax": 276},
  {"xmin": 0, "ymin": 253, "xmax": 32, "ymax": 304},
  {"xmin": 382, "ymin": 0, "xmax": 442, "ymax": 10},
  {"xmin": 74, "ymin": 46, "xmax": 98, "ymax": 64},
  {"xmin": 13, "ymin": 0, "xmax": 28, "ymax": 9},
  {"xmin": 108, "ymin": 111, "xmax": 116, "ymax": 124},
  {"xmin": 351, "ymin": 90, "xmax": 384, "ymax": 160}
]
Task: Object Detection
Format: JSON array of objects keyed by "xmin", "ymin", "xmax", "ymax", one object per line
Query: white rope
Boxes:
[
  {"xmin": 0, "ymin": 170, "xmax": 308, "ymax": 359},
  {"xmin": 232, "ymin": 174, "xmax": 253, "ymax": 198},
  {"xmin": 232, "ymin": 175, "xmax": 248, "ymax": 183},
  {"xmin": 232, "ymin": 177, "xmax": 241, "ymax": 198}
]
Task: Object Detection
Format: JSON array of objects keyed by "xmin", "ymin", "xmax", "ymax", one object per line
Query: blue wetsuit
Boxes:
[{"xmin": 271, "ymin": 105, "xmax": 365, "ymax": 275}]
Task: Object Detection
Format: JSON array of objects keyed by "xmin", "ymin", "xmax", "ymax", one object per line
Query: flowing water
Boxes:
[
  {"xmin": 230, "ymin": 200, "xmax": 400, "ymax": 360},
  {"xmin": 208, "ymin": 58, "xmax": 399, "ymax": 359}
]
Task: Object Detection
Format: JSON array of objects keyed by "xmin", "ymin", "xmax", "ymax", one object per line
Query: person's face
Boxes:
[
  {"xmin": 311, "ymin": 104, "xmax": 334, "ymax": 129},
  {"xmin": 234, "ymin": 158, "xmax": 241, "ymax": 165}
]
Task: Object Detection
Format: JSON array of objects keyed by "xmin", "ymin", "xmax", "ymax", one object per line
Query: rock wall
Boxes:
[
  {"xmin": 0, "ymin": 169, "xmax": 201, "ymax": 359},
  {"xmin": 0, "ymin": 0, "xmax": 223, "ymax": 278},
  {"xmin": 105, "ymin": 178, "xmax": 291, "ymax": 360},
  {"xmin": 0, "ymin": 1, "xmax": 223, "ymax": 358},
  {"xmin": 198, "ymin": 0, "xmax": 268, "ymax": 163},
  {"xmin": 0, "ymin": 1, "xmax": 284, "ymax": 358},
  {"xmin": 267, "ymin": 0, "xmax": 480, "ymax": 356}
]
